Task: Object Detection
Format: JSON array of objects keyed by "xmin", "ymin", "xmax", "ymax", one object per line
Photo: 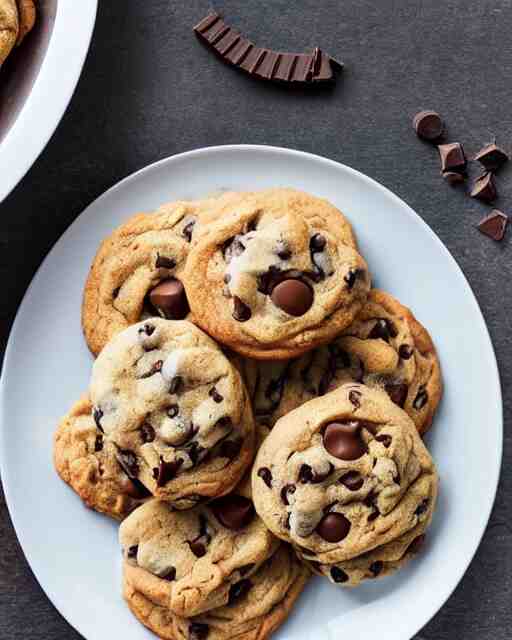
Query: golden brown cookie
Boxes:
[
  {"xmin": 0, "ymin": 0, "xmax": 18, "ymax": 64},
  {"xmin": 183, "ymin": 188, "xmax": 369, "ymax": 360},
  {"xmin": 15, "ymin": 0, "xmax": 35, "ymax": 45},
  {"xmin": 238, "ymin": 289, "xmax": 442, "ymax": 435}
]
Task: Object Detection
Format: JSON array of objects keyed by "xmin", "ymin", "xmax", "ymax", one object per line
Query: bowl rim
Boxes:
[{"xmin": 0, "ymin": 0, "xmax": 98, "ymax": 203}]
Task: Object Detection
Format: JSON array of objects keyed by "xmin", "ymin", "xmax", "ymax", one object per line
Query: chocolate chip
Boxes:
[
  {"xmin": 474, "ymin": 143, "xmax": 509, "ymax": 171},
  {"xmin": 339, "ymin": 470, "xmax": 364, "ymax": 491},
  {"xmin": 271, "ymin": 278, "xmax": 313, "ymax": 316},
  {"xmin": 94, "ymin": 434, "xmax": 103, "ymax": 452},
  {"xmin": 149, "ymin": 278, "xmax": 190, "ymax": 320},
  {"xmin": 155, "ymin": 255, "xmax": 176, "ymax": 269},
  {"xmin": 163, "ymin": 567, "xmax": 176, "ymax": 581},
  {"xmin": 323, "ymin": 422, "xmax": 367, "ymax": 460},
  {"xmin": 298, "ymin": 464, "xmax": 314, "ymax": 483},
  {"xmin": 385, "ymin": 382, "xmax": 409, "ymax": 408},
  {"xmin": 182, "ymin": 220, "xmax": 195, "ymax": 242},
  {"xmin": 232, "ymin": 296, "xmax": 251, "ymax": 321},
  {"xmin": 117, "ymin": 450, "xmax": 139, "ymax": 478},
  {"xmin": 211, "ymin": 495, "xmax": 255, "ymax": 529},
  {"xmin": 93, "ymin": 407, "xmax": 104, "ymax": 432},
  {"xmin": 310, "ymin": 234, "xmax": 326, "ymax": 251},
  {"xmin": 438, "ymin": 142, "xmax": 466, "ymax": 173},
  {"xmin": 257, "ymin": 467, "xmax": 272, "ymax": 488},
  {"xmin": 284, "ymin": 513, "xmax": 291, "ymax": 530},
  {"xmin": 140, "ymin": 360, "xmax": 163, "ymax": 379},
  {"xmin": 154, "ymin": 457, "xmax": 183, "ymax": 487},
  {"xmin": 415, "ymin": 499, "xmax": 429, "ymax": 516},
  {"xmin": 413, "ymin": 386, "xmax": 428, "ymax": 410},
  {"xmin": 188, "ymin": 541, "xmax": 207, "ymax": 558},
  {"xmin": 470, "ymin": 172, "xmax": 497, "ymax": 203},
  {"xmin": 443, "ymin": 171, "xmax": 466, "ymax": 185},
  {"xmin": 189, "ymin": 622, "xmax": 209, "ymax": 640},
  {"xmin": 349, "ymin": 389, "xmax": 362, "ymax": 408},
  {"xmin": 228, "ymin": 579, "xmax": 252, "ymax": 604},
  {"xmin": 280, "ymin": 484, "xmax": 296, "ymax": 505},
  {"xmin": 398, "ymin": 344, "xmax": 414, "ymax": 360},
  {"xmin": 368, "ymin": 318, "xmax": 398, "ymax": 342},
  {"xmin": 218, "ymin": 438, "xmax": 242, "ymax": 460},
  {"xmin": 407, "ymin": 534, "xmax": 426, "ymax": 554},
  {"xmin": 330, "ymin": 566, "xmax": 349, "ymax": 583},
  {"xmin": 169, "ymin": 376, "xmax": 183, "ymax": 394},
  {"xmin": 413, "ymin": 110, "xmax": 444, "ymax": 141},
  {"xmin": 276, "ymin": 243, "xmax": 292, "ymax": 260},
  {"xmin": 368, "ymin": 508, "xmax": 380, "ymax": 522},
  {"xmin": 127, "ymin": 545, "xmax": 138, "ymax": 559},
  {"xmin": 209, "ymin": 387, "xmax": 223, "ymax": 403},
  {"xmin": 112, "ymin": 286, "xmax": 120, "ymax": 299},
  {"xmin": 166, "ymin": 404, "xmax": 179, "ymax": 419},
  {"xmin": 344, "ymin": 269, "xmax": 359, "ymax": 289},
  {"xmin": 124, "ymin": 478, "xmax": 152, "ymax": 499},
  {"xmin": 477, "ymin": 209, "xmax": 509, "ymax": 241},
  {"xmin": 140, "ymin": 422, "xmax": 155, "ymax": 443},
  {"xmin": 369, "ymin": 561, "xmax": 383, "ymax": 577},
  {"xmin": 315, "ymin": 512, "xmax": 351, "ymax": 543},
  {"xmin": 138, "ymin": 323, "xmax": 155, "ymax": 336},
  {"xmin": 375, "ymin": 434, "xmax": 392, "ymax": 448}
]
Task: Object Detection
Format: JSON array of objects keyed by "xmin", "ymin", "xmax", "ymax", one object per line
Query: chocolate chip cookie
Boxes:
[
  {"xmin": 252, "ymin": 383, "xmax": 438, "ymax": 564},
  {"xmin": 15, "ymin": 0, "xmax": 35, "ymax": 45},
  {"xmin": 120, "ymin": 476, "xmax": 279, "ymax": 616},
  {"xmin": 90, "ymin": 318, "xmax": 255, "ymax": 507},
  {"xmin": 238, "ymin": 289, "xmax": 442, "ymax": 435},
  {"xmin": 183, "ymin": 188, "xmax": 370, "ymax": 360},
  {"xmin": 53, "ymin": 395, "xmax": 150, "ymax": 520},
  {"xmin": 0, "ymin": 0, "xmax": 18, "ymax": 64},
  {"xmin": 123, "ymin": 544, "xmax": 310, "ymax": 640}
]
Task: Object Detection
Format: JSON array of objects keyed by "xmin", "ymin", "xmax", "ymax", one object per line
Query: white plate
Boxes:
[
  {"xmin": 0, "ymin": 145, "xmax": 502, "ymax": 640},
  {"xmin": 0, "ymin": 0, "xmax": 97, "ymax": 202}
]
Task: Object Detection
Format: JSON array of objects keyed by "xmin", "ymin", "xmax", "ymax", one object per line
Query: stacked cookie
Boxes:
[
  {"xmin": 0, "ymin": 0, "xmax": 36, "ymax": 65},
  {"xmin": 54, "ymin": 188, "xmax": 442, "ymax": 639}
]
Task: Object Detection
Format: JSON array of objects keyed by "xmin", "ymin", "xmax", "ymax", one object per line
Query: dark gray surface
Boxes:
[{"xmin": 1, "ymin": 1, "xmax": 511, "ymax": 638}]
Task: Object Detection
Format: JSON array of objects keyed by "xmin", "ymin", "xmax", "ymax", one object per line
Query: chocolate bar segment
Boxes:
[{"xmin": 193, "ymin": 12, "xmax": 342, "ymax": 85}]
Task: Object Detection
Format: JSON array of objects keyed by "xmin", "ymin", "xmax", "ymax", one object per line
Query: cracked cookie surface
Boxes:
[
  {"xmin": 252, "ymin": 383, "xmax": 438, "ymax": 564},
  {"xmin": 90, "ymin": 318, "xmax": 255, "ymax": 507},
  {"xmin": 123, "ymin": 544, "xmax": 310, "ymax": 640},
  {"xmin": 53, "ymin": 395, "xmax": 150, "ymax": 520},
  {"xmin": 120, "ymin": 474, "xmax": 279, "ymax": 617},
  {"xmin": 238, "ymin": 289, "xmax": 442, "ymax": 435},
  {"xmin": 183, "ymin": 188, "xmax": 369, "ymax": 360}
]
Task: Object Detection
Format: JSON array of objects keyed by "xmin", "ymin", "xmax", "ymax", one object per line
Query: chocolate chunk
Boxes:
[
  {"xmin": 438, "ymin": 142, "xmax": 466, "ymax": 173},
  {"xmin": 155, "ymin": 255, "xmax": 176, "ymax": 270},
  {"xmin": 385, "ymin": 382, "xmax": 408, "ymax": 408},
  {"xmin": 228, "ymin": 579, "xmax": 252, "ymax": 604},
  {"xmin": 413, "ymin": 110, "xmax": 444, "ymax": 141},
  {"xmin": 189, "ymin": 622, "xmax": 209, "ymax": 640},
  {"xmin": 415, "ymin": 499, "xmax": 429, "ymax": 516},
  {"xmin": 188, "ymin": 541, "xmax": 207, "ymax": 558},
  {"xmin": 93, "ymin": 407, "xmax": 104, "ymax": 432},
  {"xmin": 209, "ymin": 387, "xmax": 223, "ymax": 403},
  {"xmin": 280, "ymin": 483, "xmax": 296, "ymax": 505},
  {"xmin": 368, "ymin": 318, "xmax": 398, "ymax": 342},
  {"xmin": 413, "ymin": 386, "xmax": 428, "ymax": 410},
  {"xmin": 349, "ymin": 389, "xmax": 362, "ymax": 408},
  {"xmin": 117, "ymin": 450, "xmax": 139, "ymax": 478},
  {"xmin": 167, "ymin": 404, "xmax": 179, "ymax": 418},
  {"xmin": 257, "ymin": 467, "xmax": 272, "ymax": 488},
  {"xmin": 94, "ymin": 434, "xmax": 103, "ymax": 452},
  {"xmin": 140, "ymin": 422, "xmax": 155, "ymax": 443},
  {"xmin": 309, "ymin": 233, "xmax": 326, "ymax": 251},
  {"xmin": 211, "ymin": 495, "xmax": 255, "ymax": 529},
  {"xmin": 163, "ymin": 567, "xmax": 176, "ymax": 581},
  {"xmin": 375, "ymin": 434, "xmax": 392, "ymax": 448},
  {"xmin": 407, "ymin": 534, "xmax": 426, "ymax": 554},
  {"xmin": 315, "ymin": 512, "xmax": 351, "ymax": 542},
  {"xmin": 232, "ymin": 296, "xmax": 251, "ymax": 321},
  {"xmin": 398, "ymin": 344, "xmax": 414, "ymax": 360},
  {"xmin": 270, "ymin": 279, "xmax": 313, "ymax": 316},
  {"xmin": 218, "ymin": 438, "xmax": 242, "ymax": 460},
  {"xmin": 154, "ymin": 457, "xmax": 183, "ymax": 486},
  {"xmin": 339, "ymin": 470, "xmax": 364, "ymax": 491},
  {"xmin": 330, "ymin": 566, "xmax": 349, "ymax": 583},
  {"xmin": 474, "ymin": 143, "xmax": 509, "ymax": 171},
  {"xmin": 323, "ymin": 422, "xmax": 367, "ymax": 460},
  {"xmin": 169, "ymin": 376, "xmax": 183, "ymax": 394},
  {"xmin": 470, "ymin": 172, "xmax": 497, "ymax": 203},
  {"xmin": 127, "ymin": 545, "xmax": 138, "ymax": 559},
  {"xmin": 149, "ymin": 278, "xmax": 189, "ymax": 320},
  {"xmin": 477, "ymin": 209, "xmax": 508, "ymax": 241},
  {"xmin": 443, "ymin": 171, "xmax": 466, "ymax": 185},
  {"xmin": 369, "ymin": 561, "xmax": 383, "ymax": 577},
  {"xmin": 182, "ymin": 220, "xmax": 195, "ymax": 242},
  {"xmin": 124, "ymin": 478, "xmax": 152, "ymax": 499}
]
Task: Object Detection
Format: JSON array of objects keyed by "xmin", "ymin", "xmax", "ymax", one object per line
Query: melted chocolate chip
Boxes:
[
  {"xmin": 257, "ymin": 467, "xmax": 272, "ymax": 488},
  {"xmin": 127, "ymin": 545, "xmax": 138, "ymax": 559},
  {"xmin": 228, "ymin": 579, "xmax": 252, "ymax": 604},
  {"xmin": 138, "ymin": 323, "xmax": 155, "ymax": 336},
  {"xmin": 323, "ymin": 422, "xmax": 367, "ymax": 460},
  {"xmin": 413, "ymin": 386, "xmax": 428, "ymax": 410},
  {"xmin": 94, "ymin": 434, "xmax": 103, "ymax": 452},
  {"xmin": 93, "ymin": 407, "xmax": 104, "ymax": 433},
  {"xmin": 169, "ymin": 376, "xmax": 183, "ymax": 394},
  {"xmin": 189, "ymin": 622, "xmax": 209, "ymax": 640},
  {"xmin": 349, "ymin": 389, "xmax": 362, "ymax": 408},
  {"xmin": 270, "ymin": 279, "xmax": 314, "ymax": 316},
  {"xmin": 309, "ymin": 234, "xmax": 326, "ymax": 251},
  {"xmin": 344, "ymin": 269, "xmax": 357, "ymax": 289},
  {"xmin": 154, "ymin": 457, "xmax": 183, "ymax": 487},
  {"xmin": 232, "ymin": 296, "xmax": 251, "ymax": 321},
  {"xmin": 339, "ymin": 470, "xmax": 364, "ymax": 491},
  {"xmin": 398, "ymin": 344, "xmax": 414, "ymax": 360},
  {"xmin": 117, "ymin": 450, "xmax": 139, "ymax": 478},
  {"xmin": 112, "ymin": 286, "xmax": 120, "ymax": 299},
  {"xmin": 211, "ymin": 495, "xmax": 255, "ymax": 529},
  {"xmin": 188, "ymin": 541, "xmax": 207, "ymax": 558},
  {"xmin": 209, "ymin": 387, "xmax": 223, "ymax": 403},
  {"xmin": 330, "ymin": 566, "xmax": 349, "ymax": 583},
  {"xmin": 140, "ymin": 423, "xmax": 155, "ymax": 443},
  {"xmin": 368, "ymin": 318, "xmax": 398, "ymax": 342},
  {"xmin": 368, "ymin": 508, "xmax": 380, "ymax": 522},
  {"xmin": 182, "ymin": 220, "xmax": 195, "ymax": 242},
  {"xmin": 155, "ymin": 255, "xmax": 176, "ymax": 269},
  {"xmin": 375, "ymin": 434, "xmax": 392, "ymax": 448},
  {"xmin": 280, "ymin": 484, "xmax": 296, "ymax": 505},
  {"xmin": 385, "ymin": 382, "xmax": 408, "ymax": 408},
  {"xmin": 218, "ymin": 438, "xmax": 242, "ymax": 460},
  {"xmin": 276, "ymin": 242, "xmax": 292, "ymax": 260},
  {"xmin": 163, "ymin": 567, "xmax": 176, "ymax": 581},
  {"xmin": 369, "ymin": 561, "xmax": 383, "ymax": 577},
  {"xmin": 316, "ymin": 512, "xmax": 351, "ymax": 543}
]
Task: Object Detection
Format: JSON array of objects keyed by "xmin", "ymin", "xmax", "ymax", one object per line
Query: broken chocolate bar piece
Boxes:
[
  {"xmin": 193, "ymin": 12, "xmax": 343, "ymax": 85},
  {"xmin": 474, "ymin": 143, "xmax": 509, "ymax": 172},
  {"xmin": 470, "ymin": 172, "xmax": 497, "ymax": 203},
  {"xmin": 438, "ymin": 143, "xmax": 467, "ymax": 174},
  {"xmin": 442, "ymin": 171, "xmax": 466, "ymax": 185},
  {"xmin": 477, "ymin": 210, "xmax": 508, "ymax": 241},
  {"xmin": 413, "ymin": 110, "xmax": 444, "ymax": 141}
]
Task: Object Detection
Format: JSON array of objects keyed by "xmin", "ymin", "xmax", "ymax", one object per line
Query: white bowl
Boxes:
[{"xmin": 0, "ymin": 0, "xmax": 97, "ymax": 202}]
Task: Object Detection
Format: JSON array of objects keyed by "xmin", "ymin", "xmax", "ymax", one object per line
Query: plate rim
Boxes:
[
  {"xmin": 0, "ymin": 0, "xmax": 98, "ymax": 203},
  {"xmin": 0, "ymin": 144, "xmax": 503, "ymax": 639}
]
